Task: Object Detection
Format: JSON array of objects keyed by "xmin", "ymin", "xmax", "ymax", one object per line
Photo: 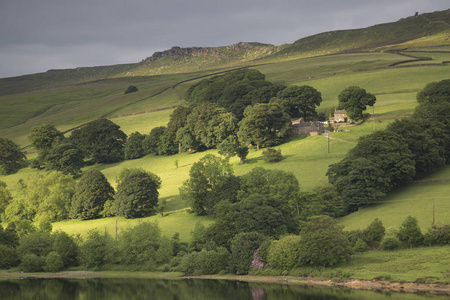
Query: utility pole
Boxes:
[
  {"xmin": 327, "ymin": 135, "xmax": 330, "ymax": 154},
  {"xmin": 433, "ymin": 198, "xmax": 435, "ymax": 225}
]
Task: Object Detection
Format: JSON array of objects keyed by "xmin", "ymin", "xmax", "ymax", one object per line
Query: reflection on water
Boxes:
[{"xmin": 0, "ymin": 278, "xmax": 447, "ymax": 300}]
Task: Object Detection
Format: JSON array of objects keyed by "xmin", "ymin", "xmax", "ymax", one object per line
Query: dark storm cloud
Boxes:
[{"xmin": 0, "ymin": 0, "xmax": 448, "ymax": 78}]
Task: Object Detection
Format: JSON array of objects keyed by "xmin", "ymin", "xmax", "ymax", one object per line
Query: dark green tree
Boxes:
[
  {"xmin": 159, "ymin": 106, "xmax": 192, "ymax": 155},
  {"xmin": 348, "ymin": 130, "xmax": 416, "ymax": 190},
  {"xmin": 69, "ymin": 119, "xmax": 127, "ymax": 163},
  {"xmin": 44, "ymin": 141, "xmax": 84, "ymax": 175},
  {"xmin": 416, "ymin": 79, "xmax": 450, "ymax": 105},
  {"xmin": 125, "ymin": 132, "xmax": 145, "ymax": 160},
  {"xmin": 70, "ymin": 169, "xmax": 114, "ymax": 220},
  {"xmin": 363, "ymin": 218, "xmax": 386, "ymax": 248},
  {"xmin": 80, "ymin": 229, "xmax": 116, "ymax": 270},
  {"xmin": 278, "ymin": 85, "xmax": 322, "ymax": 118},
  {"xmin": 179, "ymin": 154, "xmax": 238, "ymax": 215},
  {"xmin": 233, "ymin": 193, "xmax": 298, "ymax": 238},
  {"xmin": 52, "ymin": 231, "xmax": 78, "ymax": 268},
  {"xmin": 238, "ymin": 167, "xmax": 299, "ymax": 203},
  {"xmin": 397, "ymin": 215, "xmax": 423, "ymax": 248},
  {"xmin": 0, "ymin": 137, "xmax": 26, "ymax": 175},
  {"xmin": 185, "ymin": 69, "xmax": 272, "ymax": 119},
  {"xmin": 118, "ymin": 222, "xmax": 171, "ymax": 268},
  {"xmin": 327, "ymin": 157, "xmax": 389, "ymax": 210},
  {"xmin": 299, "ymin": 215, "xmax": 352, "ymax": 267},
  {"xmin": 185, "ymin": 103, "xmax": 238, "ymax": 150},
  {"xmin": 28, "ymin": 123, "xmax": 64, "ymax": 151},
  {"xmin": 238, "ymin": 103, "xmax": 292, "ymax": 150},
  {"xmin": 217, "ymin": 135, "xmax": 249, "ymax": 164},
  {"xmin": 262, "ymin": 147, "xmax": 283, "ymax": 162},
  {"xmin": 114, "ymin": 168, "xmax": 162, "ymax": 218},
  {"xmin": 230, "ymin": 231, "xmax": 267, "ymax": 274},
  {"xmin": 124, "ymin": 85, "xmax": 138, "ymax": 94},
  {"xmin": 143, "ymin": 126, "xmax": 166, "ymax": 154},
  {"xmin": 387, "ymin": 118, "xmax": 448, "ymax": 178},
  {"xmin": 338, "ymin": 86, "xmax": 376, "ymax": 120}
]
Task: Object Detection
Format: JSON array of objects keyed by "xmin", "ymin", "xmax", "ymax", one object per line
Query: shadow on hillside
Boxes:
[
  {"xmin": 245, "ymin": 156, "xmax": 264, "ymax": 164},
  {"xmin": 160, "ymin": 195, "xmax": 185, "ymax": 212}
]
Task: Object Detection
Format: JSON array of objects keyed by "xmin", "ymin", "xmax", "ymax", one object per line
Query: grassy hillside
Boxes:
[
  {"xmin": 267, "ymin": 10, "xmax": 450, "ymax": 60},
  {"xmin": 0, "ymin": 10, "xmax": 449, "ymax": 243}
]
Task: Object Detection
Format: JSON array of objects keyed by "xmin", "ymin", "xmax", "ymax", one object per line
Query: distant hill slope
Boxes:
[
  {"xmin": 267, "ymin": 9, "xmax": 450, "ymax": 59},
  {"xmin": 1, "ymin": 9, "xmax": 449, "ymax": 96}
]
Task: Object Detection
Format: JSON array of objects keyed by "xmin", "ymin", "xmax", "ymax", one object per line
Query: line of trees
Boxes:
[
  {"xmin": 327, "ymin": 79, "xmax": 450, "ymax": 213},
  {"xmin": 2, "ymin": 212, "xmax": 447, "ymax": 274},
  {"xmin": 1, "ymin": 167, "xmax": 161, "ymax": 223}
]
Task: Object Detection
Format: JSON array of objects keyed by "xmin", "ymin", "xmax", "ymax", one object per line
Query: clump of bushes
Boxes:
[
  {"xmin": 124, "ymin": 85, "xmax": 138, "ymax": 94},
  {"xmin": 262, "ymin": 148, "xmax": 282, "ymax": 162}
]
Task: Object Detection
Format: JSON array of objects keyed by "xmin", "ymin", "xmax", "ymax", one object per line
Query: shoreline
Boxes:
[{"xmin": 1, "ymin": 271, "xmax": 449, "ymax": 295}]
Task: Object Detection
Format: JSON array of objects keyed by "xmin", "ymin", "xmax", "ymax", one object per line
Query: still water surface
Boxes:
[{"xmin": 0, "ymin": 278, "xmax": 447, "ymax": 300}]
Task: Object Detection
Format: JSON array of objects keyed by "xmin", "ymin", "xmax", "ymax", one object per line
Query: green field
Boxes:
[{"xmin": 340, "ymin": 246, "xmax": 450, "ymax": 283}]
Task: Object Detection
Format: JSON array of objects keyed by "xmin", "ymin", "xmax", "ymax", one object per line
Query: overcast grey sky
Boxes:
[{"xmin": 0, "ymin": 0, "xmax": 448, "ymax": 78}]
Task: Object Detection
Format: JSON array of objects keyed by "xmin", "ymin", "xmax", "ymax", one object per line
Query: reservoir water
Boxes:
[{"xmin": 0, "ymin": 278, "xmax": 447, "ymax": 300}]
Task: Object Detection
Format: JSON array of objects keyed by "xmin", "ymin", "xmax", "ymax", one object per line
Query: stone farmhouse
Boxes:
[
  {"xmin": 329, "ymin": 108, "xmax": 348, "ymax": 123},
  {"xmin": 291, "ymin": 118, "xmax": 324, "ymax": 136}
]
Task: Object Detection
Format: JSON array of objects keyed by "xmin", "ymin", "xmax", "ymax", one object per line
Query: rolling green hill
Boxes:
[{"xmin": 0, "ymin": 10, "xmax": 449, "ymax": 242}]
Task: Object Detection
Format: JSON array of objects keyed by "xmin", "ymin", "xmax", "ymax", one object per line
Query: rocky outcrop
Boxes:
[{"xmin": 142, "ymin": 42, "xmax": 276, "ymax": 63}]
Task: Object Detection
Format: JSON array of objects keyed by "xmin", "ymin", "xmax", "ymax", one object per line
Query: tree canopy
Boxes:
[
  {"xmin": 179, "ymin": 154, "xmax": 238, "ymax": 216},
  {"xmin": 70, "ymin": 169, "xmax": 114, "ymax": 220},
  {"xmin": 0, "ymin": 137, "xmax": 26, "ymax": 175},
  {"xmin": 69, "ymin": 119, "xmax": 127, "ymax": 163},
  {"xmin": 278, "ymin": 85, "xmax": 322, "ymax": 119},
  {"xmin": 299, "ymin": 215, "xmax": 352, "ymax": 267},
  {"xmin": 238, "ymin": 103, "xmax": 291, "ymax": 150},
  {"xmin": 44, "ymin": 141, "xmax": 84, "ymax": 175},
  {"xmin": 416, "ymin": 79, "xmax": 450, "ymax": 105},
  {"xmin": 4, "ymin": 171, "xmax": 75, "ymax": 223},
  {"xmin": 338, "ymin": 86, "xmax": 376, "ymax": 120},
  {"xmin": 114, "ymin": 168, "xmax": 162, "ymax": 218},
  {"xmin": 28, "ymin": 124, "xmax": 64, "ymax": 151}
]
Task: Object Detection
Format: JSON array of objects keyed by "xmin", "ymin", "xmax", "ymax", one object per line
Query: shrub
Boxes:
[
  {"xmin": 45, "ymin": 251, "xmax": 64, "ymax": 272},
  {"xmin": 299, "ymin": 216, "xmax": 352, "ymax": 267},
  {"xmin": 353, "ymin": 238, "xmax": 369, "ymax": 253},
  {"xmin": 0, "ymin": 245, "xmax": 18, "ymax": 269},
  {"xmin": 363, "ymin": 218, "xmax": 385, "ymax": 248},
  {"xmin": 52, "ymin": 231, "xmax": 78, "ymax": 268},
  {"xmin": 124, "ymin": 85, "xmax": 138, "ymax": 94},
  {"xmin": 267, "ymin": 235, "xmax": 301, "ymax": 270},
  {"xmin": 20, "ymin": 253, "xmax": 45, "ymax": 272},
  {"xmin": 262, "ymin": 148, "xmax": 282, "ymax": 163},
  {"xmin": 423, "ymin": 224, "xmax": 450, "ymax": 246},
  {"xmin": 397, "ymin": 216, "xmax": 423, "ymax": 248},
  {"xmin": 177, "ymin": 247, "xmax": 230, "ymax": 275},
  {"xmin": 381, "ymin": 236, "xmax": 401, "ymax": 251},
  {"xmin": 230, "ymin": 231, "xmax": 267, "ymax": 275},
  {"xmin": 80, "ymin": 230, "xmax": 117, "ymax": 270}
]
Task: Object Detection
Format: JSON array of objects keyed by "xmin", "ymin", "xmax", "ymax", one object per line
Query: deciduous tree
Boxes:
[
  {"xmin": 338, "ymin": 86, "xmax": 376, "ymax": 120},
  {"xmin": 180, "ymin": 155, "xmax": 238, "ymax": 215},
  {"xmin": 114, "ymin": 168, "xmax": 162, "ymax": 218},
  {"xmin": 238, "ymin": 103, "xmax": 291, "ymax": 150},
  {"xmin": 299, "ymin": 215, "xmax": 352, "ymax": 267},
  {"xmin": 70, "ymin": 169, "xmax": 114, "ymax": 220},
  {"xmin": 0, "ymin": 137, "xmax": 26, "ymax": 175},
  {"xmin": 69, "ymin": 119, "xmax": 127, "ymax": 163},
  {"xmin": 278, "ymin": 85, "xmax": 322, "ymax": 118},
  {"xmin": 28, "ymin": 124, "xmax": 64, "ymax": 151}
]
